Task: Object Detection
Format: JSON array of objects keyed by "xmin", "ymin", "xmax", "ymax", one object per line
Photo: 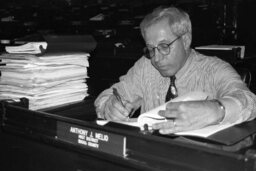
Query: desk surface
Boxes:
[{"xmin": 1, "ymin": 99, "xmax": 256, "ymax": 171}]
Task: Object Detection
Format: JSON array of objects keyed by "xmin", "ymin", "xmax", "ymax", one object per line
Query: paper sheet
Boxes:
[{"xmin": 5, "ymin": 42, "xmax": 48, "ymax": 54}]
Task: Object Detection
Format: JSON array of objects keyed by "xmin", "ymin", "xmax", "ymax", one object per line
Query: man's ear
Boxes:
[{"xmin": 182, "ymin": 33, "xmax": 191, "ymax": 50}]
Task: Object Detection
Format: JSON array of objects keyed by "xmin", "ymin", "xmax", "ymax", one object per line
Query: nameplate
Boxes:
[{"xmin": 56, "ymin": 121, "xmax": 126, "ymax": 157}]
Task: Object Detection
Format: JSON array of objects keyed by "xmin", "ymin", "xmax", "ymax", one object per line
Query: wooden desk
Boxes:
[{"xmin": 1, "ymin": 99, "xmax": 256, "ymax": 171}]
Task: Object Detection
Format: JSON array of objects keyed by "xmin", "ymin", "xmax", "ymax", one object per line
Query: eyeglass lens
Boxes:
[{"xmin": 144, "ymin": 36, "xmax": 180, "ymax": 59}]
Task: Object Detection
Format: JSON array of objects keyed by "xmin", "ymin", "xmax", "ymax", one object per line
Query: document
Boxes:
[
  {"xmin": 0, "ymin": 52, "xmax": 90, "ymax": 110},
  {"xmin": 97, "ymin": 91, "xmax": 238, "ymax": 138},
  {"xmin": 5, "ymin": 42, "xmax": 48, "ymax": 54}
]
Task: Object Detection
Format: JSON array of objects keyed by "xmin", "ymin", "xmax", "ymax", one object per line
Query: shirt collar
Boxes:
[{"xmin": 175, "ymin": 49, "xmax": 195, "ymax": 80}]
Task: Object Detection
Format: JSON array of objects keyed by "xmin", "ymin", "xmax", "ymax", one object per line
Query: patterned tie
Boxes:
[{"xmin": 165, "ymin": 76, "xmax": 178, "ymax": 102}]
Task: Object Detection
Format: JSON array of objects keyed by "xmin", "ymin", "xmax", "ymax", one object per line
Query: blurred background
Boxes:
[{"xmin": 1, "ymin": 0, "xmax": 256, "ymax": 96}]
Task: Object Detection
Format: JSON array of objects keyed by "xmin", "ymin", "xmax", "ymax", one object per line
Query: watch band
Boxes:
[{"xmin": 213, "ymin": 99, "xmax": 225, "ymax": 123}]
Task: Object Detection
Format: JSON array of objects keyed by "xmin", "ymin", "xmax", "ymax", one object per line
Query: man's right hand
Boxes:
[{"xmin": 103, "ymin": 95, "xmax": 134, "ymax": 121}]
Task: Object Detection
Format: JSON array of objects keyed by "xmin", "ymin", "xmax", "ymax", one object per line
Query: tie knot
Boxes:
[
  {"xmin": 170, "ymin": 76, "xmax": 176, "ymax": 84},
  {"xmin": 165, "ymin": 75, "xmax": 178, "ymax": 102}
]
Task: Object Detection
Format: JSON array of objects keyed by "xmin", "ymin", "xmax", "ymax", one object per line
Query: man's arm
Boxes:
[
  {"xmin": 152, "ymin": 58, "xmax": 256, "ymax": 134},
  {"xmin": 94, "ymin": 57, "xmax": 146, "ymax": 119},
  {"xmin": 213, "ymin": 61, "xmax": 256, "ymax": 124}
]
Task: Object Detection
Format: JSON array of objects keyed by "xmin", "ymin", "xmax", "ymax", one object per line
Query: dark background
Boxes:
[
  {"xmin": 1, "ymin": 0, "xmax": 255, "ymax": 48},
  {"xmin": 1, "ymin": 0, "xmax": 256, "ymax": 95},
  {"xmin": 1, "ymin": 2, "xmax": 256, "ymax": 170}
]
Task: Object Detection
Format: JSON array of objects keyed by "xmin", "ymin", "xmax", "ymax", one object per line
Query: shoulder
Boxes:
[
  {"xmin": 193, "ymin": 50, "xmax": 233, "ymax": 71},
  {"xmin": 127, "ymin": 56, "xmax": 164, "ymax": 84},
  {"xmin": 193, "ymin": 50, "xmax": 241, "ymax": 82},
  {"xmin": 133, "ymin": 56, "xmax": 151, "ymax": 68},
  {"xmin": 131, "ymin": 56, "xmax": 158, "ymax": 74}
]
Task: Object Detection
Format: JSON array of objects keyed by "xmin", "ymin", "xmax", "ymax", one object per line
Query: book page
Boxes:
[{"xmin": 175, "ymin": 123, "xmax": 237, "ymax": 137}]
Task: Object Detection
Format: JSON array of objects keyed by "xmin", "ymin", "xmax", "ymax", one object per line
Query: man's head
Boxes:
[{"xmin": 140, "ymin": 6, "xmax": 192, "ymax": 77}]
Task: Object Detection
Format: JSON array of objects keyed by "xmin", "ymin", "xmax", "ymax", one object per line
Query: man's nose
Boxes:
[{"xmin": 153, "ymin": 48, "xmax": 162, "ymax": 62}]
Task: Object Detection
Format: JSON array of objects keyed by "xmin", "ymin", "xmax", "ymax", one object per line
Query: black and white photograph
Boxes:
[{"xmin": 1, "ymin": 0, "xmax": 256, "ymax": 170}]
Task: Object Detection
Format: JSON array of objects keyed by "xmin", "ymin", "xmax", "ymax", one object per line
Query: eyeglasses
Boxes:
[{"xmin": 144, "ymin": 36, "xmax": 181, "ymax": 59}]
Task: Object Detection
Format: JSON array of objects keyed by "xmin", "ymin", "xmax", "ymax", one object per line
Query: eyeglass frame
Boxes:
[{"xmin": 143, "ymin": 35, "xmax": 183, "ymax": 59}]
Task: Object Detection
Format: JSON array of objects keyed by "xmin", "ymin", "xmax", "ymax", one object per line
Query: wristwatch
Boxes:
[{"xmin": 213, "ymin": 99, "xmax": 225, "ymax": 123}]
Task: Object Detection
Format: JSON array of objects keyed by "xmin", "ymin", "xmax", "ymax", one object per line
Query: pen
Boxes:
[
  {"xmin": 113, "ymin": 88, "xmax": 126, "ymax": 108},
  {"xmin": 112, "ymin": 88, "xmax": 134, "ymax": 117}
]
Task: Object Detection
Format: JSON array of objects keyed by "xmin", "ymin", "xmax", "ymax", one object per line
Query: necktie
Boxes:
[{"xmin": 165, "ymin": 76, "xmax": 178, "ymax": 102}]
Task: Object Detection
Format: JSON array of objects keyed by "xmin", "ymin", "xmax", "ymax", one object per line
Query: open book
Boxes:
[{"xmin": 97, "ymin": 91, "xmax": 238, "ymax": 138}]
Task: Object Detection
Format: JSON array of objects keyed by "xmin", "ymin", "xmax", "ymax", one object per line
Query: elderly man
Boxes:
[{"xmin": 94, "ymin": 6, "xmax": 256, "ymax": 134}]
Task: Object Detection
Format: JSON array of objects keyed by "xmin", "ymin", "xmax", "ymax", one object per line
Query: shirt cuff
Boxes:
[{"xmin": 218, "ymin": 97, "xmax": 243, "ymax": 125}]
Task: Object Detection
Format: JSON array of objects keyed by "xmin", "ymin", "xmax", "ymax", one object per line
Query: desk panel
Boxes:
[{"xmin": 1, "ymin": 100, "xmax": 256, "ymax": 171}]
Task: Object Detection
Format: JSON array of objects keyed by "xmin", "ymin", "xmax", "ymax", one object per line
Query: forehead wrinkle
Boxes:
[
  {"xmin": 146, "ymin": 40, "xmax": 168, "ymax": 48},
  {"xmin": 145, "ymin": 20, "xmax": 174, "ymax": 47},
  {"xmin": 146, "ymin": 30, "xmax": 172, "ymax": 46}
]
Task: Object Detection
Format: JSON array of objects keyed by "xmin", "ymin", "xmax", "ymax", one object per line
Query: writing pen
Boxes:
[{"xmin": 112, "ymin": 88, "xmax": 134, "ymax": 118}]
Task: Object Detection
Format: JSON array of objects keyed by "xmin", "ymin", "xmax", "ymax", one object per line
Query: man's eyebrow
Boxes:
[
  {"xmin": 146, "ymin": 43, "xmax": 154, "ymax": 47},
  {"xmin": 146, "ymin": 39, "xmax": 170, "ymax": 47}
]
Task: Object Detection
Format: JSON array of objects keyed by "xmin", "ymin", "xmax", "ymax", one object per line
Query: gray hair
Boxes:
[{"xmin": 140, "ymin": 6, "xmax": 192, "ymax": 47}]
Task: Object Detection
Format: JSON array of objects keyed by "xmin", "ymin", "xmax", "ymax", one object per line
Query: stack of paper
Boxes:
[{"xmin": 0, "ymin": 52, "xmax": 90, "ymax": 110}]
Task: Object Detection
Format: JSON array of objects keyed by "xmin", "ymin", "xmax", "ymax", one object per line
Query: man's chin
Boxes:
[
  {"xmin": 159, "ymin": 70, "xmax": 174, "ymax": 77},
  {"xmin": 155, "ymin": 64, "xmax": 176, "ymax": 77}
]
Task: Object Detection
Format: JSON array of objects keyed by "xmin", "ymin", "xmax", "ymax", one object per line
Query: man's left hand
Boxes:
[{"xmin": 152, "ymin": 100, "xmax": 224, "ymax": 134}]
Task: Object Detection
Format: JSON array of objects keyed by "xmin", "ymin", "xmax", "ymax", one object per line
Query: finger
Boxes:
[
  {"xmin": 123, "ymin": 100, "xmax": 134, "ymax": 115},
  {"xmin": 104, "ymin": 106, "xmax": 115, "ymax": 120},
  {"xmin": 112, "ymin": 97, "xmax": 130, "ymax": 117},
  {"xmin": 159, "ymin": 119, "xmax": 196, "ymax": 134},
  {"xmin": 153, "ymin": 119, "xmax": 183, "ymax": 134},
  {"xmin": 152, "ymin": 120, "xmax": 174, "ymax": 130},
  {"xmin": 158, "ymin": 109, "xmax": 180, "ymax": 119},
  {"xmin": 159, "ymin": 127, "xmax": 176, "ymax": 134},
  {"xmin": 104, "ymin": 98, "xmax": 129, "ymax": 121},
  {"xmin": 105, "ymin": 106, "xmax": 128, "ymax": 121},
  {"xmin": 166, "ymin": 102, "xmax": 180, "ymax": 110}
]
